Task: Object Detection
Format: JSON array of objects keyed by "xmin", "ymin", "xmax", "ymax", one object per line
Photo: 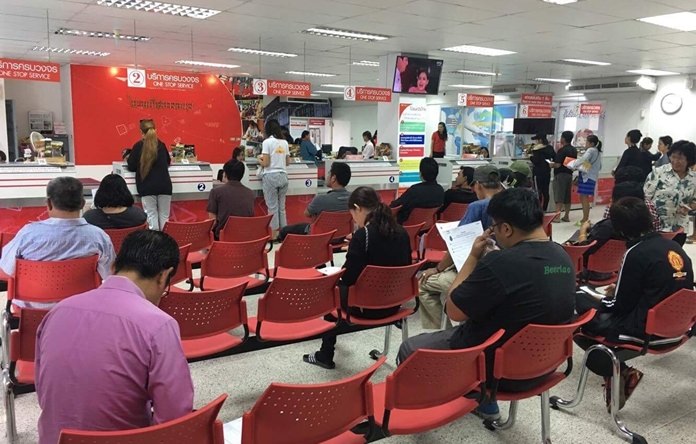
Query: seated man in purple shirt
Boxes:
[{"xmin": 35, "ymin": 230, "xmax": 194, "ymax": 444}]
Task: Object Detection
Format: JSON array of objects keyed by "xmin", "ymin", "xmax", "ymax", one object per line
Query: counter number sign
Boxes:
[
  {"xmin": 253, "ymin": 79, "xmax": 268, "ymax": 95},
  {"xmin": 344, "ymin": 86, "xmax": 356, "ymax": 101},
  {"xmin": 197, "ymin": 183, "xmax": 206, "ymax": 191},
  {"xmin": 127, "ymin": 68, "xmax": 146, "ymax": 88},
  {"xmin": 389, "ymin": 176, "xmax": 395, "ymax": 183},
  {"xmin": 305, "ymin": 179, "xmax": 313, "ymax": 187}
]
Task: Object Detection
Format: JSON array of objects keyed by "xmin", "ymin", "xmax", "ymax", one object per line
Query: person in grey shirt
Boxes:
[{"xmin": 278, "ymin": 162, "xmax": 351, "ymax": 241}]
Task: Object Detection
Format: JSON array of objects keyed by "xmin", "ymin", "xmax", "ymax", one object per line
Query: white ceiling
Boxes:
[{"xmin": 3, "ymin": 0, "xmax": 696, "ymax": 95}]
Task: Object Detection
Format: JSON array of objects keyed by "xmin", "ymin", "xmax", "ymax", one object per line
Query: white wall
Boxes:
[
  {"xmin": 646, "ymin": 76, "xmax": 696, "ymax": 143},
  {"xmin": 4, "ymin": 78, "xmax": 64, "ymax": 138},
  {"xmin": 332, "ymin": 101, "xmax": 378, "ymax": 147}
]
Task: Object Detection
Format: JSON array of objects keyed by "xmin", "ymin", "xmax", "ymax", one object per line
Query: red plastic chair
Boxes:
[
  {"xmin": 3, "ymin": 308, "xmax": 49, "ymax": 442},
  {"xmin": 195, "ymin": 238, "xmax": 270, "ymax": 292},
  {"xmin": 371, "ymin": 330, "xmax": 504, "ymax": 436},
  {"xmin": 439, "ymin": 202, "xmax": 469, "ymax": 222},
  {"xmin": 552, "ymin": 289, "xmax": 696, "ymax": 444},
  {"xmin": 344, "ymin": 261, "xmax": 424, "ymax": 360},
  {"xmin": 403, "ymin": 223, "xmax": 425, "ymax": 262},
  {"xmin": 0, "ymin": 231, "xmax": 17, "ymax": 286},
  {"xmin": 483, "ymin": 310, "xmax": 596, "ymax": 443},
  {"xmin": 58, "ymin": 394, "xmax": 228, "ymax": 444},
  {"xmin": 241, "ymin": 357, "xmax": 385, "ymax": 444},
  {"xmin": 543, "ymin": 212, "xmax": 560, "ymax": 240},
  {"xmin": 103, "ymin": 223, "xmax": 148, "ymax": 255},
  {"xmin": 403, "ymin": 207, "xmax": 438, "ymax": 231},
  {"xmin": 585, "ymin": 239, "xmax": 627, "ymax": 285},
  {"xmin": 273, "ymin": 230, "xmax": 336, "ymax": 278},
  {"xmin": 163, "ymin": 219, "xmax": 215, "ymax": 267},
  {"xmin": 562, "ymin": 241, "xmax": 597, "ymax": 279},
  {"xmin": 422, "ymin": 223, "xmax": 448, "ymax": 264},
  {"xmin": 310, "ymin": 211, "xmax": 354, "ymax": 246},
  {"xmin": 159, "ymin": 283, "xmax": 248, "ymax": 359},
  {"xmin": 170, "ymin": 244, "xmax": 192, "ymax": 288},
  {"xmin": 219, "ymin": 214, "xmax": 273, "ymax": 252},
  {"xmin": 249, "ymin": 271, "xmax": 344, "ymax": 342}
]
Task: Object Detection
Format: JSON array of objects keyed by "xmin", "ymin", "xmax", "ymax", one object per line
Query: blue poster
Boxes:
[
  {"xmin": 399, "ymin": 134, "xmax": 426, "ymax": 145},
  {"xmin": 440, "ymin": 107, "xmax": 462, "ymax": 155}
]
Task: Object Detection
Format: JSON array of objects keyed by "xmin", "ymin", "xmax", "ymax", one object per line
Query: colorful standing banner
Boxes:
[
  {"xmin": 344, "ymin": 86, "xmax": 392, "ymax": 102},
  {"xmin": 0, "ymin": 58, "xmax": 60, "ymax": 82},
  {"xmin": 252, "ymin": 78, "xmax": 311, "ymax": 97},
  {"xmin": 398, "ymin": 102, "xmax": 428, "ymax": 185},
  {"xmin": 457, "ymin": 93, "xmax": 495, "ymax": 108}
]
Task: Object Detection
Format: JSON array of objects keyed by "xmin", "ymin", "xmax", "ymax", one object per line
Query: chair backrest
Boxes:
[
  {"xmin": 562, "ymin": 241, "xmax": 597, "ymax": 275},
  {"xmin": 274, "ymin": 231, "xmax": 335, "ymax": 271},
  {"xmin": 201, "ymin": 238, "xmax": 269, "ymax": 280},
  {"xmin": 103, "ymin": 223, "xmax": 148, "ymax": 255},
  {"xmin": 659, "ymin": 228, "xmax": 684, "ymax": 241},
  {"xmin": 163, "ymin": 219, "xmax": 215, "ymax": 252},
  {"xmin": 542, "ymin": 212, "xmax": 559, "ymax": 239},
  {"xmin": 170, "ymin": 244, "xmax": 192, "ymax": 286},
  {"xmin": 58, "ymin": 394, "xmax": 227, "ymax": 444},
  {"xmin": 646, "ymin": 289, "xmax": 696, "ymax": 338},
  {"xmin": 9, "ymin": 256, "xmax": 101, "ymax": 303},
  {"xmin": 383, "ymin": 330, "xmax": 504, "ymax": 412},
  {"xmin": 439, "ymin": 203, "xmax": 469, "ymax": 222},
  {"xmin": 10, "ymin": 308, "xmax": 48, "ymax": 364},
  {"xmin": 310, "ymin": 211, "xmax": 353, "ymax": 239},
  {"xmin": 586, "ymin": 239, "xmax": 627, "ymax": 274},
  {"xmin": 492, "ymin": 310, "xmax": 596, "ymax": 381},
  {"xmin": 390, "ymin": 206, "xmax": 402, "ymax": 218},
  {"xmin": 256, "ymin": 272, "xmax": 343, "ymax": 328},
  {"xmin": 402, "ymin": 223, "xmax": 425, "ymax": 259},
  {"xmin": 219, "ymin": 214, "xmax": 273, "ymax": 243},
  {"xmin": 159, "ymin": 283, "xmax": 248, "ymax": 340},
  {"xmin": 423, "ymin": 223, "xmax": 447, "ymax": 252},
  {"xmin": 241, "ymin": 357, "xmax": 385, "ymax": 444},
  {"xmin": 348, "ymin": 261, "xmax": 423, "ymax": 310},
  {"xmin": 403, "ymin": 207, "xmax": 438, "ymax": 231}
]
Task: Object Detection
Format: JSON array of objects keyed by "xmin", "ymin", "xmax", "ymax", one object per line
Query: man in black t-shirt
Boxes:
[
  {"xmin": 399, "ymin": 188, "xmax": 576, "ymax": 420},
  {"xmin": 550, "ymin": 130, "xmax": 578, "ymax": 222},
  {"xmin": 390, "ymin": 157, "xmax": 445, "ymax": 224}
]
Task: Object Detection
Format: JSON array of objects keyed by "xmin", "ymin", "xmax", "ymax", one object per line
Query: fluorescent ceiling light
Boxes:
[
  {"xmin": 561, "ymin": 58, "xmax": 610, "ymax": 66},
  {"xmin": 175, "ymin": 60, "xmax": 239, "ymax": 69},
  {"xmin": 352, "ymin": 60, "xmax": 380, "ymax": 67},
  {"xmin": 32, "ymin": 46, "xmax": 110, "ymax": 57},
  {"xmin": 320, "ymin": 84, "xmax": 348, "ymax": 88},
  {"xmin": 455, "ymin": 69, "xmax": 498, "ymax": 76},
  {"xmin": 627, "ymin": 68, "xmax": 680, "ymax": 76},
  {"xmin": 55, "ymin": 27, "xmax": 150, "ymax": 41},
  {"xmin": 302, "ymin": 27, "xmax": 389, "ymax": 42},
  {"xmin": 448, "ymin": 84, "xmax": 489, "ymax": 89},
  {"xmin": 227, "ymin": 47, "xmax": 297, "ymax": 58},
  {"xmin": 96, "ymin": 0, "xmax": 220, "ymax": 19},
  {"xmin": 286, "ymin": 70, "xmax": 336, "ymax": 77},
  {"xmin": 534, "ymin": 77, "xmax": 571, "ymax": 83},
  {"xmin": 441, "ymin": 45, "xmax": 515, "ymax": 56},
  {"xmin": 542, "ymin": 0, "xmax": 578, "ymax": 4},
  {"xmin": 313, "ymin": 90, "xmax": 345, "ymax": 95},
  {"xmin": 638, "ymin": 12, "xmax": 696, "ymax": 32}
]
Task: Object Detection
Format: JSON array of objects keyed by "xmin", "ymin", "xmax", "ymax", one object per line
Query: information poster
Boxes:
[
  {"xmin": 556, "ymin": 102, "xmax": 605, "ymax": 149},
  {"xmin": 440, "ymin": 106, "xmax": 463, "ymax": 155},
  {"xmin": 398, "ymin": 102, "xmax": 427, "ymax": 185},
  {"xmin": 492, "ymin": 104, "xmax": 518, "ymax": 157},
  {"xmin": 462, "ymin": 107, "xmax": 494, "ymax": 148}
]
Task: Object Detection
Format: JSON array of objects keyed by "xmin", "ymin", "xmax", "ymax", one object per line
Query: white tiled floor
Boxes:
[{"xmin": 3, "ymin": 206, "xmax": 696, "ymax": 443}]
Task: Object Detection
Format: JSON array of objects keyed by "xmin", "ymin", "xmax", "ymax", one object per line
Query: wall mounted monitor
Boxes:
[
  {"xmin": 512, "ymin": 118, "xmax": 556, "ymax": 135},
  {"xmin": 393, "ymin": 55, "xmax": 443, "ymax": 95}
]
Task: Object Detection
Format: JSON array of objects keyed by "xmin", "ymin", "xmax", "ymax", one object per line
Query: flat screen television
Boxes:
[
  {"xmin": 393, "ymin": 55, "xmax": 443, "ymax": 95},
  {"xmin": 512, "ymin": 118, "xmax": 556, "ymax": 135}
]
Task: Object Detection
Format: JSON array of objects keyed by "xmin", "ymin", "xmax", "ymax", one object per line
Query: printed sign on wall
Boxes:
[
  {"xmin": 0, "ymin": 58, "xmax": 60, "ymax": 82},
  {"xmin": 253, "ymin": 78, "xmax": 311, "ymax": 97}
]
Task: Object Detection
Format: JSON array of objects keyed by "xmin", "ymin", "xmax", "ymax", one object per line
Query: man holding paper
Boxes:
[
  {"xmin": 399, "ymin": 188, "xmax": 576, "ymax": 420},
  {"xmin": 418, "ymin": 165, "xmax": 502, "ymax": 329}
]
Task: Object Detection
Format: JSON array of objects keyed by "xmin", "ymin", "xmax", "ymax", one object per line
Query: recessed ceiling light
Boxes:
[
  {"xmin": 638, "ymin": 12, "xmax": 696, "ymax": 32},
  {"xmin": 96, "ymin": 0, "xmax": 220, "ymax": 19},
  {"xmin": 542, "ymin": 0, "xmax": 578, "ymax": 5},
  {"xmin": 55, "ymin": 27, "xmax": 151, "ymax": 41},
  {"xmin": 441, "ymin": 45, "xmax": 515, "ymax": 56},
  {"xmin": 534, "ymin": 77, "xmax": 571, "ymax": 83},
  {"xmin": 286, "ymin": 70, "xmax": 336, "ymax": 77},
  {"xmin": 313, "ymin": 90, "xmax": 346, "ymax": 95},
  {"xmin": 32, "ymin": 46, "xmax": 110, "ymax": 57},
  {"xmin": 320, "ymin": 84, "xmax": 349, "ymax": 88},
  {"xmin": 175, "ymin": 60, "xmax": 240, "ymax": 69},
  {"xmin": 352, "ymin": 60, "xmax": 380, "ymax": 67},
  {"xmin": 227, "ymin": 47, "xmax": 297, "ymax": 58},
  {"xmin": 448, "ymin": 84, "xmax": 489, "ymax": 89},
  {"xmin": 302, "ymin": 27, "xmax": 389, "ymax": 42},
  {"xmin": 561, "ymin": 58, "xmax": 611, "ymax": 66},
  {"xmin": 455, "ymin": 69, "xmax": 498, "ymax": 76},
  {"xmin": 627, "ymin": 68, "xmax": 680, "ymax": 76}
]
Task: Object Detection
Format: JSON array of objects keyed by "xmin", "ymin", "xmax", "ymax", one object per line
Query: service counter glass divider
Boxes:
[
  {"xmin": 0, "ymin": 162, "xmax": 78, "ymax": 208},
  {"xmin": 436, "ymin": 157, "xmax": 491, "ymax": 190}
]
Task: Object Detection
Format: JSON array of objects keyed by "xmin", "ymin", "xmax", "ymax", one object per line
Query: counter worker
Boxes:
[
  {"xmin": 431, "ymin": 122, "xmax": 447, "ymax": 158},
  {"xmin": 299, "ymin": 131, "xmax": 319, "ymax": 161}
]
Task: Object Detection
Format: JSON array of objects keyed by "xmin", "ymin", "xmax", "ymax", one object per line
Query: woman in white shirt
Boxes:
[
  {"xmin": 362, "ymin": 131, "xmax": 375, "ymax": 160},
  {"xmin": 259, "ymin": 119, "xmax": 290, "ymax": 237}
]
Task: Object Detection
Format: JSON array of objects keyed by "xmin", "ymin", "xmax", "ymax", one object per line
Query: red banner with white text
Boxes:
[{"xmin": 0, "ymin": 58, "xmax": 60, "ymax": 82}]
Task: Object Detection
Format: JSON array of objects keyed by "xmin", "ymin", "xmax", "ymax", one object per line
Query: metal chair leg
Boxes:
[
  {"xmin": 541, "ymin": 391, "xmax": 552, "ymax": 444},
  {"xmin": 3, "ymin": 368, "xmax": 17, "ymax": 443},
  {"xmin": 401, "ymin": 318, "xmax": 409, "ymax": 342},
  {"xmin": 1, "ymin": 310, "xmax": 10, "ymax": 370},
  {"xmin": 369, "ymin": 325, "xmax": 392, "ymax": 360},
  {"xmin": 486, "ymin": 401, "xmax": 518, "ymax": 431},
  {"xmin": 440, "ymin": 303, "xmax": 448, "ymax": 330},
  {"xmin": 550, "ymin": 343, "xmax": 600, "ymax": 409},
  {"xmin": 607, "ymin": 349, "xmax": 648, "ymax": 444}
]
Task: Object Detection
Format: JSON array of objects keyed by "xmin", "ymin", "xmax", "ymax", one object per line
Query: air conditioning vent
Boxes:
[
  {"xmin": 282, "ymin": 97, "xmax": 331, "ymax": 105},
  {"xmin": 490, "ymin": 84, "xmax": 538, "ymax": 96},
  {"xmin": 568, "ymin": 76, "xmax": 656, "ymax": 93}
]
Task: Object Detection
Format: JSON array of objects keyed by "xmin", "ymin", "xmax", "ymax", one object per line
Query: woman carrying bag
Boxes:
[{"xmin": 572, "ymin": 135, "xmax": 603, "ymax": 225}]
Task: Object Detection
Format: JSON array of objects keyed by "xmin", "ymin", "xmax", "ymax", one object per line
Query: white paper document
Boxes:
[
  {"xmin": 223, "ymin": 418, "xmax": 243, "ymax": 444},
  {"xmin": 318, "ymin": 266, "xmax": 343, "ymax": 276},
  {"xmin": 580, "ymin": 285, "xmax": 611, "ymax": 301},
  {"xmin": 436, "ymin": 221, "xmax": 484, "ymax": 271}
]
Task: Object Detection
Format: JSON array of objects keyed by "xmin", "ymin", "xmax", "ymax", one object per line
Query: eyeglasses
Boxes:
[{"xmin": 161, "ymin": 283, "xmax": 171, "ymax": 298}]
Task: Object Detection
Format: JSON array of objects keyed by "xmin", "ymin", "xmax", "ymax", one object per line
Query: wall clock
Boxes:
[{"xmin": 661, "ymin": 93, "xmax": 683, "ymax": 115}]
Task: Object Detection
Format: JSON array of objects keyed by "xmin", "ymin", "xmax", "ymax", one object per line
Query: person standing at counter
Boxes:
[
  {"xmin": 529, "ymin": 133, "xmax": 555, "ymax": 212},
  {"xmin": 260, "ymin": 119, "xmax": 290, "ymax": 238},
  {"xmin": 572, "ymin": 135, "xmax": 603, "ymax": 225},
  {"xmin": 362, "ymin": 131, "xmax": 375, "ymax": 160},
  {"xmin": 431, "ymin": 122, "xmax": 447, "ymax": 158},
  {"xmin": 84, "ymin": 174, "xmax": 147, "ymax": 230},
  {"xmin": 299, "ymin": 130, "xmax": 319, "ymax": 161},
  {"xmin": 126, "ymin": 119, "xmax": 172, "ymax": 231},
  {"xmin": 550, "ymin": 131, "xmax": 577, "ymax": 223}
]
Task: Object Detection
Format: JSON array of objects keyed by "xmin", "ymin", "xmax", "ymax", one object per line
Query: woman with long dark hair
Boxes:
[
  {"xmin": 303, "ymin": 186, "xmax": 411, "ymax": 369},
  {"xmin": 259, "ymin": 119, "xmax": 289, "ymax": 237},
  {"xmin": 573, "ymin": 135, "xmax": 603, "ymax": 224},
  {"xmin": 431, "ymin": 121, "xmax": 448, "ymax": 158},
  {"xmin": 84, "ymin": 174, "xmax": 147, "ymax": 229},
  {"xmin": 655, "ymin": 135, "xmax": 672, "ymax": 167},
  {"xmin": 126, "ymin": 119, "xmax": 172, "ymax": 230}
]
